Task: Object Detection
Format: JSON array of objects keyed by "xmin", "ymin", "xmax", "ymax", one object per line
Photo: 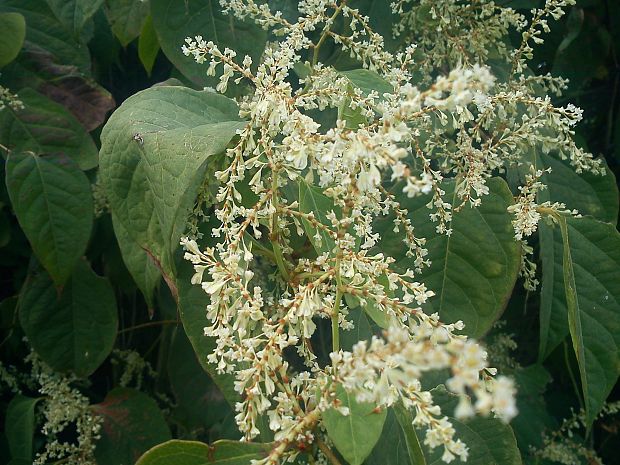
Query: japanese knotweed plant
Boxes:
[{"xmin": 97, "ymin": 0, "xmax": 612, "ymax": 464}]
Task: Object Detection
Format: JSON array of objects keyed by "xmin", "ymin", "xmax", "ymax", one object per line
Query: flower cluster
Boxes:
[
  {"xmin": 0, "ymin": 84, "xmax": 24, "ymax": 112},
  {"xmin": 507, "ymin": 168, "xmax": 580, "ymax": 290},
  {"xmin": 392, "ymin": 0, "xmax": 524, "ymax": 79},
  {"xmin": 27, "ymin": 351, "xmax": 102, "ymax": 465},
  {"xmin": 111, "ymin": 349, "xmax": 156, "ymax": 389},
  {"xmin": 180, "ymin": 0, "xmax": 603, "ymax": 463},
  {"xmin": 0, "ymin": 360, "xmax": 21, "ymax": 394},
  {"xmin": 531, "ymin": 401, "xmax": 620, "ymax": 465},
  {"xmin": 330, "ymin": 326, "xmax": 516, "ymax": 462}
]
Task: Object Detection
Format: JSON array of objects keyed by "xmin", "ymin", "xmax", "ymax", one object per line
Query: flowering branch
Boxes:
[{"xmin": 177, "ymin": 0, "xmax": 604, "ymax": 462}]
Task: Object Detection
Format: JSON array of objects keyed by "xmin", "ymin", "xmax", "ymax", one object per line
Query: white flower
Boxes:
[{"xmin": 357, "ymin": 164, "xmax": 381, "ymax": 192}]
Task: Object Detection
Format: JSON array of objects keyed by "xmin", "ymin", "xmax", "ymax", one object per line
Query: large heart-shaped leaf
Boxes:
[
  {"xmin": 375, "ymin": 177, "xmax": 520, "ymax": 337},
  {"xmin": 99, "ymin": 85, "xmax": 245, "ymax": 287},
  {"xmin": 0, "ymin": 88, "xmax": 99, "ymax": 170},
  {"xmin": 150, "ymin": 0, "xmax": 267, "ymax": 90},
  {"xmin": 322, "ymin": 385, "xmax": 388, "ymax": 465},
  {"xmin": 5, "ymin": 151, "xmax": 93, "ymax": 286},
  {"xmin": 19, "ymin": 260, "xmax": 118, "ymax": 377},
  {"xmin": 93, "ymin": 388, "xmax": 171, "ymax": 465},
  {"xmin": 556, "ymin": 216, "xmax": 620, "ymax": 426}
]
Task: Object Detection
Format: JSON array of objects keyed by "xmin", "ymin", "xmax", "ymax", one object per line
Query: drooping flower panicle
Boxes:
[{"xmin": 180, "ymin": 1, "xmax": 602, "ymax": 463}]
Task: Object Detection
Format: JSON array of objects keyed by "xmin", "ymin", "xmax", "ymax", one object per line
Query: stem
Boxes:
[
  {"xmin": 294, "ymin": 270, "xmax": 328, "ymax": 280},
  {"xmin": 117, "ymin": 319, "xmax": 179, "ymax": 334},
  {"xmin": 312, "ymin": 1, "xmax": 347, "ymax": 66},
  {"xmin": 272, "ymin": 240, "xmax": 290, "ymax": 280},
  {"xmin": 265, "ymin": 409, "xmax": 321, "ymax": 463},
  {"xmin": 331, "ymin": 284, "xmax": 342, "ymax": 353},
  {"xmin": 316, "ymin": 438, "xmax": 343, "ymax": 465},
  {"xmin": 248, "ymin": 236, "xmax": 277, "ymax": 261},
  {"xmin": 50, "ymin": 458, "xmax": 70, "ymax": 465},
  {"xmin": 270, "ymin": 170, "xmax": 290, "ymax": 280},
  {"xmin": 564, "ymin": 340, "xmax": 585, "ymax": 412}
]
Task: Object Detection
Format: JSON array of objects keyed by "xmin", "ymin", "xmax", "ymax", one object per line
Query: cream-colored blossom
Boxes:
[{"xmin": 178, "ymin": 0, "xmax": 599, "ymax": 462}]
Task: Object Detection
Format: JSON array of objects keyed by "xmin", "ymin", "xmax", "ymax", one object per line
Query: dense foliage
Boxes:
[{"xmin": 0, "ymin": 1, "xmax": 619, "ymax": 465}]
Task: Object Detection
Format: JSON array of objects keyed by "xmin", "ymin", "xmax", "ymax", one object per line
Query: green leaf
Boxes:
[
  {"xmin": 0, "ymin": 88, "xmax": 99, "ymax": 170},
  {"xmin": 418, "ymin": 387, "xmax": 522, "ymax": 465},
  {"xmin": 557, "ymin": 216, "xmax": 620, "ymax": 426},
  {"xmin": 0, "ymin": 0, "xmax": 91, "ymax": 74},
  {"xmin": 340, "ymin": 69, "xmax": 394, "ymax": 97},
  {"xmin": 539, "ymin": 153, "xmax": 618, "ymax": 224},
  {"xmin": 338, "ymin": 89, "xmax": 368, "ymax": 129},
  {"xmin": 538, "ymin": 156, "xmax": 618, "ymax": 360},
  {"xmin": 5, "ymin": 151, "xmax": 93, "ymax": 286},
  {"xmin": 539, "ymin": 222, "xmax": 568, "ymax": 360},
  {"xmin": 135, "ymin": 439, "xmax": 272, "ymax": 465},
  {"xmin": 322, "ymin": 385, "xmax": 388, "ymax": 465},
  {"xmin": 0, "ymin": 12, "xmax": 25, "ymax": 68},
  {"xmin": 150, "ymin": 0, "xmax": 267, "ymax": 90},
  {"xmin": 93, "ymin": 388, "xmax": 172, "ymax": 465},
  {"xmin": 113, "ymin": 218, "xmax": 161, "ymax": 309},
  {"xmin": 141, "ymin": 121, "xmax": 245, "ymax": 270},
  {"xmin": 139, "ymin": 15, "xmax": 160, "ymax": 76},
  {"xmin": 19, "ymin": 259, "xmax": 118, "ymax": 377},
  {"xmin": 99, "ymin": 85, "xmax": 245, "ymax": 285},
  {"xmin": 394, "ymin": 406, "xmax": 427, "ymax": 465},
  {"xmin": 337, "ymin": 69, "xmax": 393, "ymax": 129},
  {"xmin": 167, "ymin": 327, "xmax": 231, "ymax": 431},
  {"xmin": 175, "ymin": 253, "xmax": 238, "ymax": 406},
  {"xmin": 340, "ymin": 307, "xmax": 377, "ymax": 351},
  {"xmin": 510, "ymin": 365, "xmax": 554, "ymax": 450},
  {"xmin": 45, "ymin": 0, "xmax": 104, "ymax": 37},
  {"xmin": 104, "ymin": 0, "xmax": 149, "ymax": 46},
  {"xmin": 375, "ymin": 178, "xmax": 520, "ymax": 337},
  {"xmin": 5, "ymin": 395, "xmax": 40, "ymax": 461},
  {"xmin": 344, "ymin": 275, "xmax": 393, "ymax": 330},
  {"xmin": 298, "ymin": 180, "xmax": 337, "ymax": 255},
  {"xmin": 443, "ymin": 417, "xmax": 522, "ymax": 465},
  {"xmin": 1, "ymin": 44, "xmax": 116, "ymax": 131},
  {"xmin": 366, "ymin": 408, "xmax": 426, "ymax": 465},
  {"xmin": 360, "ymin": 275, "xmax": 392, "ymax": 329},
  {"xmin": 551, "ymin": 12, "xmax": 610, "ymax": 90}
]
